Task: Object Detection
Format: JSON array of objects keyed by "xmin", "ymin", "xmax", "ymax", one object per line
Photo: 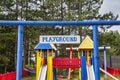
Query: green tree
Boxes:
[
  {"xmin": 0, "ymin": 26, "xmax": 17, "ymax": 73},
  {"xmin": 99, "ymin": 31, "xmax": 120, "ymax": 55}
]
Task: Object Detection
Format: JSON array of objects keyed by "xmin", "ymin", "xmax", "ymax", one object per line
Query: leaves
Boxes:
[{"xmin": 99, "ymin": 31, "xmax": 120, "ymax": 55}]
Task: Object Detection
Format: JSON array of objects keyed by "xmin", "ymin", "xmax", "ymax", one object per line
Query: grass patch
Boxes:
[
  {"xmin": 22, "ymin": 73, "xmax": 35, "ymax": 80},
  {"xmin": 100, "ymin": 72, "xmax": 120, "ymax": 80},
  {"xmin": 22, "ymin": 69, "xmax": 120, "ymax": 80}
]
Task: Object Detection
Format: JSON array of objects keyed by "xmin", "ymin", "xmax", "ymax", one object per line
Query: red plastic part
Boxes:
[{"xmin": 53, "ymin": 58, "xmax": 81, "ymax": 68}]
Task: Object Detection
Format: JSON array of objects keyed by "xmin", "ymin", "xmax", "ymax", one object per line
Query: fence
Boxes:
[
  {"xmin": 107, "ymin": 67, "xmax": 120, "ymax": 76},
  {"xmin": 0, "ymin": 70, "xmax": 29, "ymax": 80},
  {"xmin": 100, "ymin": 56, "xmax": 120, "ymax": 68}
]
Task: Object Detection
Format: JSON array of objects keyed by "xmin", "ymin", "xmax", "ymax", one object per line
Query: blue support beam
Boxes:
[
  {"xmin": 104, "ymin": 45, "xmax": 107, "ymax": 77},
  {"xmin": 16, "ymin": 25, "xmax": 24, "ymax": 80},
  {"xmin": 93, "ymin": 25, "xmax": 100, "ymax": 80},
  {"xmin": 0, "ymin": 20, "xmax": 120, "ymax": 80},
  {"xmin": 0, "ymin": 20, "xmax": 120, "ymax": 26}
]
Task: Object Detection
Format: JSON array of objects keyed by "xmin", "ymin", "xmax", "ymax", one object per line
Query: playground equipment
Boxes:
[
  {"xmin": 34, "ymin": 35, "xmax": 96, "ymax": 80},
  {"xmin": 38, "ymin": 65, "xmax": 47, "ymax": 80},
  {"xmin": 99, "ymin": 46, "xmax": 111, "ymax": 77},
  {"xmin": 78, "ymin": 36, "xmax": 95, "ymax": 80},
  {"xmin": 1, "ymin": 20, "xmax": 120, "ymax": 80},
  {"xmin": 34, "ymin": 43, "xmax": 57, "ymax": 80},
  {"xmin": 34, "ymin": 43, "xmax": 81, "ymax": 80},
  {"xmin": 68, "ymin": 46, "xmax": 73, "ymax": 80}
]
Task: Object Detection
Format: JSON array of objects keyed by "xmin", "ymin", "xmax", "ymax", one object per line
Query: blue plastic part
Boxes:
[
  {"xmin": 0, "ymin": 20, "xmax": 120, "ymax": 26},
  {"xmin": 34, "ymin": 43, "xmax": 53, "ymax": 50},
  {"xmin": 104, "ymin": 45, "xmax": 107, "ymax": 77},
  {"xmin": 81, "ymin": 50, "xmax": 87, "ymax": 80},
  {"xmin": 81, "ymin": 56, "xmax": 87, "ymax": 80},
  {"xmin": 93, "ymin": 25, "xmax": 100, "ymax": 80},
  {"xmin": 53, "ymin": 68, "xmax": 57, "ymax": 80},
  {"xmin": 53, "ymin": 52, "xmax": 57, "ymax": 80},
  {"xmin": 16, "ymin": 25, "xmax": 24, "ymax": 80},
  {"xmin": 80, "ymin": 50, "xmax": 82, "ymax": 56},
  {"xmin": 24, "ymin": 69, "xmax": 36, "ymax": 74},
  {"xmin": 92, "ymin": 50, "xmax": 94, "ymax": 67},
  {"xmin": 44, "ymin": 50, "xmax": 47, "ymax": 65}
]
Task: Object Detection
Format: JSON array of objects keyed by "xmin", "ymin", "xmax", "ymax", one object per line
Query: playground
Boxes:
[
  {"xmin": 0, "ymin": 21, "xmax": 120, "ymax": 80},
  {"xmin": 1, "ymin": 0, "xmax": 120, "ymax": 80}
]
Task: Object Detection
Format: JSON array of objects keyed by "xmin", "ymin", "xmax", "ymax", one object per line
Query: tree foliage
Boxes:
[{"xmin": 99, "ymin": 31, "xmax": 120, "ymax": 55}]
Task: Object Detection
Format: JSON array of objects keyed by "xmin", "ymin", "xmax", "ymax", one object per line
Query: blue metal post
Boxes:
[
  {"xmin": 16, "ymin": 25, "xmax": 24, "ymax": 80},
  {"xmin": 93, "ymin": 25, "xmax": 100, "ymax": 80},
  {"xmin": 104, "ymin": 45, "xmax": 107, "ymax": 77}
]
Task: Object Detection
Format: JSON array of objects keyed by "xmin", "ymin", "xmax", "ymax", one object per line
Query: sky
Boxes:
[{"xmin": 99, "ymin": 0, "xmax": 120, "ymax": 32}]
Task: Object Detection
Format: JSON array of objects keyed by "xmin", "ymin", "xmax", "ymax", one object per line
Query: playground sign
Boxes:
[{"xmin": 39, "ymin": 35, "xmax": 80, "ymax": 44}]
